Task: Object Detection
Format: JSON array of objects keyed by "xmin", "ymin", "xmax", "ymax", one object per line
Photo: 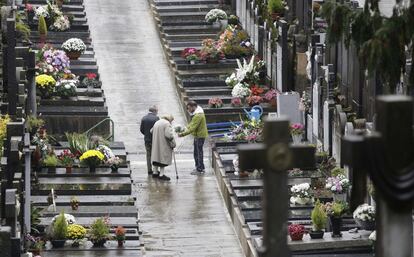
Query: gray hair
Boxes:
[
  {"xmin": 149, "ymin": 105, "xmax": 158, "ymax": 113},
  {"xmin": 162, "ymin": 114, "xmax": 174, "ymax": 122}
]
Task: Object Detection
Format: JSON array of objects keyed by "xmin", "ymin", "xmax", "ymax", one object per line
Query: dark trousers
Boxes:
[
  {"xmin": 145, "ymin": 142, "xmax": 152, "ymax": 173},
  {"xmin": 194, "ymin": 138, "xmax": 205, "ymax": 171}
]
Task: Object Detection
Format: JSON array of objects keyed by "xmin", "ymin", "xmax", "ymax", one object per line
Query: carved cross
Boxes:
[
  {"xmin": 238, "ymin": 117, "xmax": 316, "ymax": 257},
  {"xmin": 342, "ymin": 95, "xmax": 414, "ymax": 257}
]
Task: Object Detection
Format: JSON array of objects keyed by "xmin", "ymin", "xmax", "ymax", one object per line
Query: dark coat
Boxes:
[{"xmin": 140, "ymin": 112, "xmax": 159, "ymax": 143}]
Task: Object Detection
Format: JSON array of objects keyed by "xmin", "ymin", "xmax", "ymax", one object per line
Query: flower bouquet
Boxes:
[
  {"xmin": 174, "ymin": 125, "xmax": 186, "ymax": 134},
  {"xmin": 290, "ymin": 182, "xmax": 312, "ymax": 205},
  {"xmin": 25, "ymin": 234, "xmax": 44, "ymax": 255},
  {"xmin": 217, "ymin": 25, "xmax": 253, "ymax": 58},
  {"xmin": 79, "ymin": 150, "xmax": 104, "ymax": 172},
  {"xmin": 70, "ymin": 196, "xmax": 79, "ymax": 210},
  {"xmin": 35, "ymin": 74, "xmax": 56, "ymax": 98},
  {"xmin": 264, "ymin": 89, "xmax": 277, "ymax": 107},
  {"xmin": 231, "ymin": 83, "xmax": 251, "ymax": 98},
  {"xmin": 288, "ymin": 224, "xmax": 305, "ymax": 241},
  {"xmin": 231, "ymin": 97, "xmax": 243, "ymax": 107},
  {"xmin": 205, "ymin": 9, "xmax": 227, "ymax": 23},
  {"xmin": 61, "ymin": 38, "xmax": 87, "ymax": 60},
  {"xmin": 353, "ymin": 204, "xmax": 375, "ymax": 231},
  {"xmin": 115, "ymin": 226, "xmax": 126, "ymax": 247},
  {"xmin": 325, "ymin": 174, "xmax": 350, "ymax": 195},
  {"xmin": 290, "ymin": 123, "xmax": 304, "ymax": 144},
  {"xmin": 36, "ymin": 45, "xmax": 71, "ymax": 79},
  {"xmin": 57, "ymin": 149, "xmax": 75, "ymax": 173},
  {"xmin": 107, "ymin": 156, "xmax": 122, "ymax": 172},
  {"xmin": 50, "ymin": 15, "xmax": 70, "ymax": 31},
  {"xmin": 324, "ymin": 201, "xmax": 347, "ymax": 237},
  {"xmin": 246, "ymin": 95, "xmax": 263, "ymax": 106},
  {"xmin": 181, "ymin": 48, "xmax": 200, "ymax": 64},
  {"xmin": 208, "ymin": 97, "xmax": 223, "ymax": 108},
  {"xmin": 55, "ymin": 79, "xmax": 77, "ymax": 99},
  {"xmin": 81, "ymin": 73, "xmax": 102, "ymax": 88},
  {"xmin": 67, "ymin": 224, "xmax": 86, "ymax": 247},
  {"xmin": 250, "ymin": 85, "xmax": 264, "ymax": 96},
  {"xmin": 199, "ymin": 39, "xmax": 224, "ymax": 63},
  {"xmin": 225, "ymin": 56, "xmax": 264, "ymax": 87},
  {"xmin": 228, "ymin": 119, "xmax": 264, "ymax": 143},
  {"xmin": 97, "ymin": 145, "xmax": 115, "ymax": 161}
]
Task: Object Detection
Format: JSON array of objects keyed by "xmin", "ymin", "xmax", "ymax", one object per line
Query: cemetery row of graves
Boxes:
[
  {"xmin": 150, "ymin": 0, "xmax": 414, "ymax": 256},
  {"xmin": 0, "ymin": 0, "xmax": 142, "ymax": 256}
]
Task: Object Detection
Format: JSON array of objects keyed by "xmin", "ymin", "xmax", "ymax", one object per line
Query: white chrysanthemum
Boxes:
[
  {"xmin": 205, "ymin": 9, "xmax": 227, "ymax": 22},
  {"xmin": 35, "ymin": 6, "xmax": 49, "ymax": 18},
  {"xmin": 62, "ymin": 38, "xmax": 87, "ymax": 53},
  {"xmin": 353, "ymin": 203, "xmax": 375, "ymax": 221},
  {"xmin": 231, "ymin": 83, "xmax": 250, "ymax": 98}
]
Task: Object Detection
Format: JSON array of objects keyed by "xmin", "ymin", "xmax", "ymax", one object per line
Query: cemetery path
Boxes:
[{"xmin": 84, "ymin": 0, "xmax": 244, "ymax": 256}]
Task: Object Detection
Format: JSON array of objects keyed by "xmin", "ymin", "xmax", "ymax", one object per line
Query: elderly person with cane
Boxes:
[
  {"xmin": 151, "ymin": 115, "xmax": 176, "ymax": 181},
  {"xmin": 140, "ymin": 105, "xmax": 159, "ymax": 176}
]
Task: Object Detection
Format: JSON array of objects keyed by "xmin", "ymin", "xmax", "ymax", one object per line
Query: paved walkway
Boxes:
[{"xmin": 84, "ymin": 1, "xmax": 244, "ymax": 256}]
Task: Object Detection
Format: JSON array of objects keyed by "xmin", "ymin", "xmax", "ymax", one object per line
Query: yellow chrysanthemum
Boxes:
[
  {"xmin": 35, "ymin": 74, "xmax": 56, "ymax": 88},
  {"xmin": 79, "ymin": 150, "xmax": 105, "ymax": 161},
  {"xmin": 67, "ymin": 224, "xmax": 87, "ymax": 240}
]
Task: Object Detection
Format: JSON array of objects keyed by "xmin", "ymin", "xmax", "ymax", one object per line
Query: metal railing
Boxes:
[{"xmin": 84, "ymin": 118, "xmax": 115, "ymax": 141}]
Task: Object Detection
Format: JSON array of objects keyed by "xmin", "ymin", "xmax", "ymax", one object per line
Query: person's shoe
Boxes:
[
  {"xmin": 190, "ymin": 170, "xmax": 205, "ymax": 175},
  {"xmin": 148, "ymin": 171, "xmax": 153, "ymax": 175},
  {"xmin": 152, "ymin": 173, "xmax": 159, "ymax": 178},
  {"xmin": 158, "ymin": 175, "xmax": 171, "ymax": 181}
]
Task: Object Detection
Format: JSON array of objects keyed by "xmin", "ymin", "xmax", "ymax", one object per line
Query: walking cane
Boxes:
[{"xmin": 173, "ymin": 151, "xmax": 179, "ymax": 179}]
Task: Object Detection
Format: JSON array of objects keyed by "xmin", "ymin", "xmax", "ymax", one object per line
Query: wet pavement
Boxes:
[{"xmin": 84, "ymin": 0, "xmax": 244, "ymax": 256}]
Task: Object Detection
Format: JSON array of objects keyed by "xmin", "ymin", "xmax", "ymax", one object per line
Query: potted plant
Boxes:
[
  {"xmin": 310, "ymin": 200, "xmax": 327, "ymax": 239},
  {"xmin": 268, "ymin": 0, "xmax": 285, "ymax": 21},
  {"xmin": 199, "ymin": 39, "xmax": 224, "ymax": 63},
  {"xmin": 205, "ymin": 9, "xmax": 227, "ymax": 28},
  {"xmin": 79, "ymin": 150, "xmax": 105, "ymax": 173},
  {"xmin": 290, "ymin": 123, "xmax": 304, "ymax": 144},
  {"xmin": 325, "ymin": 174, "xmax": 350, "ymax": 202},
  {"xmin": 231, "ymin": 97, "xmax": 243, "ymax": 107},
  {"xmin": 288, "ymin": 224, "xmax": 305, "ymax": 241},
  {"xmin": 50, "ymin": 212, "xmax": 68, "ymax": 248},
  {"xmin": 35, "ymin": 74, "xmax": 56, "ymax": 99},
  {"xmin": 61, "ymin": 38, "xmax": 87, "ymax": 60},
  {"xmin": 89, "ymin": 217, "xmax": 111, "ymax": 247},
  {"xmin": 55, "ymin": 80, "xmax": 77, "ymax": 99},
  {"xmin": 58, "ymin": 149, "xmax": 75, "ymax": 173},
  {"xmin": 290, "ymin": 183, "xmax": 312, "ymax": 205},
  {"xmin": 325, "ymin": 201, "xmax": 346, "ymax": 237},
  {"xmin": 25, "ymin": 234, "xmax": 44, "ymax": 255},
  {"xmin": 246, "ymin": 95, "xmax": 263, "ymax": 107},
  {"xmin": 27, "ymin": 116, "xmax": 45, "ymax": 136},
  {"xmin": 228, "ymin": 15, "xmax": 239, "ymax": 25},
  {"xmin": 43, "ymin": 154, "xmax": 59, "ymax": 173},
  {"xmin": 107, "ymin": 156, "xmax": 122, "ymax": 173},
  {"xmin": 38, "ymin": 15, "xmax": 47, "ymax": 45},
  {"xmin": 115, "ymin": 226, "xmax": 126, "ymax": 247},
  {"xmin": 208, "ymin": 97, "xmax": 223, "ymax": 108},
  {"xmin": 181, "ymin": 48, "xmax": 200, "ymax": 64},
  {"xmin": 81, "ymin": 73, "xmax": 102, "ymax": 88},
  {"xmin": 353, "ymin": 204, "xmax": 376, "ymax": 231},
  {"xmin": 264, "ymin": 89, "xmax": 277, "ymax": 107},
  {"xmin": 67, "ymin": 224, "xmax": 86, "ymax": 247},
  {"xmin": 70, "ymin": 196, "xmax": 80, "ymax": 211}
]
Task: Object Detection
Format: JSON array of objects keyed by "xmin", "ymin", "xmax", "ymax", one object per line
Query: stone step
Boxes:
[
  {"xmin": 162, "ymin": 24, "xmax": 219, "ymax": 34},
  {"xmin": 58, "ymin": 141, "xmax": 126, "ymax": 149},
  {"xmin": 154, "ymin": 3, "xmax": 217, "ymax": 12},
  {"xmin": 154, "ymin": 0, "xmax": 219, "ymax": 6},
  {"xmin": 32, "ymin": 195, "xmax": 136, "ymax": 206},
  {"xmin": 168, "ymin": 40, "xmax": 203, "ymax": 47},
  {"xmin": 40, "ymin": 206, "xmax": 138, "ymax": 218},
  {"xmin": 30, "ymin": 31, "xmax": 91, "ymax": 42},
  {"xmin": 39, "ymin": 96, "xmax": 105, "ymax": 107},
  {"xmin": 38, "ymin": 105, "xmax": 108, "ymax": 115},
  {"xmin": 161, "ymin": 19, "xmax": 210, "ymax": 26},
  {"xmin": 41, "ymin": 240, "xmax": 142, "ymax": 253},
  {"xmin": 176, "ymin": 67, "xmax": 233, "ymax": 78},
  {"xmin": 28, "ymin": 0, "xmax": 84, "ymax": 5},
  {"xmin": 186, "ymin": 87, "xmax": 231, "ymax": 96},
  {"xmin": 175, "ymin": 61, "xmax": 237, "ymax": 70},
  {"xmin": 37, "ymin": 167, "xmax": 130, "ymax": 177},
  {"xmin": 29, "ymin": 2, "xmax": 85, "ymax": 12},
  {"xmin": 39, "ymin": 216, "xmax": 139, "ymax": 228},
  {"xmin": 157, "ymin": 11, "xmax": 207, "ymax": 21},
  {"xmin": 164, "ymin": 32, "xmax": 216, "ymax": 41},
  {"xmin": 181, "ymin": 78, "xmax": 226, "ymax": 87}
]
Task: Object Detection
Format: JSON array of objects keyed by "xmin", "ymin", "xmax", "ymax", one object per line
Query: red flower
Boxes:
[
  {"xmin": 246, "ymin": 95, "xmax": 263, "ymax": 106},
  {"xmin": 181, "ymin": 48, "xmax": 199, "ymax": 59},
  {"xmin": 86, "ymin": 73, "xmax": 97, "ymax": 80},
  {"xmin": 288, "ymin": 224, "xmax": 305, "ymax": 237},
  {"xmin": 250, "ymin": 85, "xmax": 264, "ymax": 96},
  {"xmin": 25, "ymin": 3, "xmax": 33, "ymax": 12}
]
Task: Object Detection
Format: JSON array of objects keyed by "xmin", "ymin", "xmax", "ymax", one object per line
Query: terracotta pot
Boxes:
[
  {"xmin": 269, "ymin": 98, "xmax": 277, "ymax": 108},
  {"xmin": 117, "ymin": 240, "xmax": 124, "ymax": 247},
  {"xmin": 66, "ymin": 166, "xmax": 72, "ymax": 174},
  {"xmin": 66, "ymin": 51, "xmax": 81, "ymax": 60}
]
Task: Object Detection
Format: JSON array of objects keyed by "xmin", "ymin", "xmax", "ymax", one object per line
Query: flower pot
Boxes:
[
  {"xmin": 269, "ymin": 98, "xmax": 277, "ymax": 108},
  {"xmin": 38, "ymin": 87, "xmax": 52, "ymax": 99},
  {"xmin": 92, "ymin": 239, "xmax": 107, "ymax": 247},
  {"xmin": 271, "ymin": 12, "xmax": 282, "ymax": 21},
  {"xmin": 71, "ymin": 241, "xmax": 80, "ymax": 247},
  {"xmin": 219, "ymin": 19, "xmax": 228, "ymax": 28},
  {"xmin": 66, "ymin": 51, "xmax": 81, "ymax": 60},
  {"xmin": 309, "ymin": 230, "xmax": 324, "ymax": 239},
  {"xmin": 290, "ymin": 196, "xmax": 311, "ymax": 205},
  {"xmin": 212, "ymin": 20, "xmax": 221, "ymax": 28},
  {"xmin": 89, "ymin": 166, "xmax": 96, "ymax": 173},
  {"xmin": 66, "ymin": 166, "xmax": 72, "ymax": 174},
  {"xmin": 329, "ymin": 216, "xmax": 342, "ymax": 237},
  {"xmin": 333, "ymin": 193, "xmax": 346, "ymax": 202},
  {"xmin": 206, "ymin": 58, "xmax": 219, "ymax": 64},
  {"xmin": 190, "ymin": 60, "xmax": 196, "ymax": 65},
  {"xmin": 289, "ymin": 233, "xmax": 304, "ymax": 241},
  {"xmin": 111, "ymin": 166, "xmax": 118, "ymax": 173},
  {"xmin": 355, "ymin": 219, "xmax": 376, "ymax": 231},
  {"xmin": 292, "ymin": 134, "xmax": 303, "ymax": 144},
  {"xmin": 48, "ymin": 167, "xmax": 56, "ymax": 173},
  {"xmin": 117, "ymin": 240, "xmax": 124, "ymax": 247},
  {"xmin": 71, "ymin": 204, "xmax": 79, "ymax": 211},
  {"xmin": 51, "ymin": 239, "xmax": 66, "ymax": 248}
]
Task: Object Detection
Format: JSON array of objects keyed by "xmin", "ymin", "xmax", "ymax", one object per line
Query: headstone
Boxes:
[
  {"xmin": 277, "ymin": 20, "xmax": 288, "ymax": 92},
  {"xmin": 267, "ymin": 30, "xmax": 273, "ymax": 81},
  {"xmin": 307, "ymin": 114, "xmax": 313, "ymax": 143},
  {"xmin": 312, "ymin": 79, "xmax": 320, "ymax": 138},
  {"xmin": 277, "ymin": 92, "xmax": 301, "ymax": 124}
]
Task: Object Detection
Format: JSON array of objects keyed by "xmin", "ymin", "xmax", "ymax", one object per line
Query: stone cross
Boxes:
[
  {"xmin": 238, "ymin": 117, "xmax": 316, "ymax": 257},
  {"xmin": 342, "ymin": 95, "xmax": 414, "ymax": 257}
]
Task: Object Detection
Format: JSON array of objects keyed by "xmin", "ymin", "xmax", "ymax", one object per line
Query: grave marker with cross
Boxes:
[
  {"xmin": 342, "ymin": 95, "xmax": 414, "ymax": 257},
  {"xmin": 238, "ymin": 117, "xmax": 316, "ymax": 257}
]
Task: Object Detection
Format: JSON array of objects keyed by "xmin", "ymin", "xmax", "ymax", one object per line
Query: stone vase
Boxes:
[
  {"xmin": 290, "ymin": 196, "xmax": 311, "ymax": 205},
  {"xmin": 355, "ymin": 219, "xmax": 376, "ymax": 231},
  {"xmin": 219, "ymin": 19, "xmax": 228, "ymax": 28},
  {"xmin": 292, "ymin": 134, "xmax": 303, "ymax": 144},
  {"xmin": 333, "ymin": 193, "xmax": 346, "ymax": 202},
  {"xmin": 212, "ymin": 20, "xmax": 221, "ymax": 28}
]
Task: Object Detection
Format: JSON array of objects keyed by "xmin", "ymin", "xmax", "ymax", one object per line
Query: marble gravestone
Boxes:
[
  {"xmin": 277, "ymin": 92, "xmax": 301, "ymax": 124},
  {"xmin": 312, "ymin": 80, "xmax": 320, "ymax": 139}
]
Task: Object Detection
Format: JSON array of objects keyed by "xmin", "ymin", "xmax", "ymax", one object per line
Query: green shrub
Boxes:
[
  {"xmin": 38, "ymin": 16, "xmax": 47, "ymax": 36},
  {"xmin": 43, "ymin": 155, "xmax": 59, "ymax": 167},
  {"xmin": 89, "ymin": 217, "xmax": 111, "ymax": 242},
  {"xmin": 27, "ymin": 116, "xmax": 45, "ymax": 132},
  {"xmin": 268, "ymin": 0, "xmax": 284, "ymax": 13},
  {"xmin": 311, "ymin": 201, "xmax": 327, "ymax": 231},
  {"xmin": 331, "ymin": 167, "xmax": 346, "ymax": 177},
  {"xmin": 52, "ymin": 212, "xmax": 67, "ymax": 240}
]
